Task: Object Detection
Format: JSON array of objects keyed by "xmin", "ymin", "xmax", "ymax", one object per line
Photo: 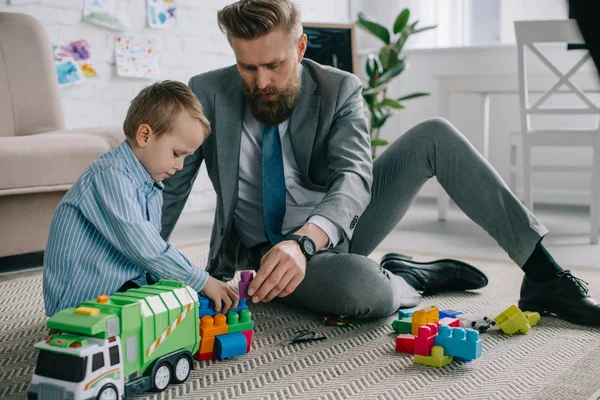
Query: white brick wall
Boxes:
[{"xmin": 1, "ymin": 0, "xmax": 350, "ymax": 213}]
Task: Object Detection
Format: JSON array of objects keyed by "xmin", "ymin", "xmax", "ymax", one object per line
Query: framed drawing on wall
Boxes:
[{"xmin": 302, "ymin": 23, "xmax": 358, "ymax": 75}]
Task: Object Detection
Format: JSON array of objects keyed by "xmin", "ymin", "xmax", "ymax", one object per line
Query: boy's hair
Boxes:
[
  {"xmin": 217, "ymin": 0, "xmax": 302, "ymax": 43},
  {"xmin": 123, "ymin": 80, "xmax": 211, "ymax": 141}
]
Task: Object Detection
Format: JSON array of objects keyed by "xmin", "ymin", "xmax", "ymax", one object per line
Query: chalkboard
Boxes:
[{"xmin": 303, "ymin": 23, "xmax": 358, "ymax": 75}]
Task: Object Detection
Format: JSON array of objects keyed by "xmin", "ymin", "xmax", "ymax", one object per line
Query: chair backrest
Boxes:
[
  {"xmin": 514, "ymin": 20, "xmax": 599, "ymax": 134},
  {"xmin": 0, "ymin": 12, "xmax": 64, "ymax": 137}
]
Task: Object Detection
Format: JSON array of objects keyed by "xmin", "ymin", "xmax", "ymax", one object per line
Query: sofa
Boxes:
[{"xmin": 0, "ymin": 12, "xmax": 124, "ymax": 258}]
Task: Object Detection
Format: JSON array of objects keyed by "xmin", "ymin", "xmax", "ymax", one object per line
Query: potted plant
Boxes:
[{"xmin": 357, "ymin": 9, "xmax": 436, "ymax": 159}]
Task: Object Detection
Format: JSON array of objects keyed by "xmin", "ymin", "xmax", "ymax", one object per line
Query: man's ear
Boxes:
[
  {"xmin": 297, "ymin": 33, "xmax": 307, "ymax": 61},
  {"xmin": 135, "ymin": 124, "xmax": 153, "ymax": 148}
]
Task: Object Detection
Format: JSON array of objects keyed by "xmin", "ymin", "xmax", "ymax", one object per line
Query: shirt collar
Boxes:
[{"xmin": 116, "ymin": 140, "xmax": 161, "ymax": 189}]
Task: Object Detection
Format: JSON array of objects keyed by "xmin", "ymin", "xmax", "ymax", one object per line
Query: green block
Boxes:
[
  {"xmin": 228, "ymin": 309, "xmax": 254, "ymax": 333},
  {"xmin": 392, "ymin": 317, "xmax": 412, "ymax": 334},
  {"xmin": 414, "ymin": 346, "xmax": 453, "ymax": 367},
  {"xmin": 523, "ymin": 311, "xmax": 541, "ymax": 327}
]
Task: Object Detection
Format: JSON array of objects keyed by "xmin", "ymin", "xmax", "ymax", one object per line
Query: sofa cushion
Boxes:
[{"xmin": 0, "ymin": 132, "xmax": 113, "ymax": 190}]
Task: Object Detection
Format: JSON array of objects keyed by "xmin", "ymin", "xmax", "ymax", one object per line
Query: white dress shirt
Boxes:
[{"xmin": 234, "ymin": 102, "xmax": 342, "ymax": 249}]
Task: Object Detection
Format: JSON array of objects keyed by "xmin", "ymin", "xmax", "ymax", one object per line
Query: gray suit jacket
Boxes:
[{"xmin": 161, "ymin": 59, "xmax": 373, "ymax": 280}]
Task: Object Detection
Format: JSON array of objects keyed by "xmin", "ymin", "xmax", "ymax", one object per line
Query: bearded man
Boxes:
[{"xmin": 160, "ymin": 0, "xmax": 600, "ymax": 324}]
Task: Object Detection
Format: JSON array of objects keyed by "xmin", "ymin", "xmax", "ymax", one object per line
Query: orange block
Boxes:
[
  {"xmin": 200, "ymin": 314, "xmax": 229, "ymax": 338},
  {"xmin": 200, "ymin": 336, "xmax": 215, "ymax": 354}
]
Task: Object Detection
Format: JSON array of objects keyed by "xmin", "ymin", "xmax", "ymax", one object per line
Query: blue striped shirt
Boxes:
[{"xmin": 43, "ymin": 140, "xmax": 208, "ymax": 316}]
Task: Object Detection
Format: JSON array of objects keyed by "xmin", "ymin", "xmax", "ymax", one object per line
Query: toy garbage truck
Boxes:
[{"xmin": 28, "ymin": 276, "xmax": 254, "ymax": 400}]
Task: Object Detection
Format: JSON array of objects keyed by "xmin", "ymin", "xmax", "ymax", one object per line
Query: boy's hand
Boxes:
[{"xmin": 199, "ymin": 276, "xmax": 239, "ymax": 314}]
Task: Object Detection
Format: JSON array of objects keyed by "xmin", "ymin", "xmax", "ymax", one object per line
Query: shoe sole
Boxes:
[
  {"xmin": 381, "ymin": 254, "xmax": 489, "ymax": 289},
  {"xmin": 518, "ymin": 300, "xmax": 600, "ymax": 326}
]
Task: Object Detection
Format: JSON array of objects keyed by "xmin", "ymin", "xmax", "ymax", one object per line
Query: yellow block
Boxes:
[{"xmin": 74, "ymin": 307, "xmax": 100, "ymax": 316}]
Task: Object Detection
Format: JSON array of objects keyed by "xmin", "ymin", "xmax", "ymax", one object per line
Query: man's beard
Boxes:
[{"xmin": 244, "ymin": 71, "xmax": 302, "ymax": 126}]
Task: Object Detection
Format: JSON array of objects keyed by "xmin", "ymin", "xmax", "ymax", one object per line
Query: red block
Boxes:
[
  {"xmin": 395, "ymin": 334, "xmax": 415, "ymax": 353},
  {"xmin": 242, "ymin": 329, "xmax": 253, "ymax": 353},
  {"xmin": 195, "ymin": 352, "xmax": 213, "ymax": 361},
  {"xmin": 414, "ymin": 323, "xmax": 439, "ymax": 356},
  {"xmin": 437, "ymin": 317, "xmax": 460, "ymax": 327}
]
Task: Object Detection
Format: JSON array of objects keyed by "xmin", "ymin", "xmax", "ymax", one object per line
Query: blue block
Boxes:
[
  {"xmin": 397, "ymin": 307, "xmax": 417, "ymax": 318},
  {"xmin": 198, "ymin": 295, "xmax": 218, "ymax": 317},
  {"xmin": 434, "ymin": 325, "xmax": 482, "ymax": 361},
  {"xmin": 231, "ymin": 299, "xmax": 248, "ymax": 313},
  {"xmin": 214, "ymin": 332, "xmax": 248, "ymax": 359},
  {"xmin": 439, "ymin": 309, "xmax": 465, "ymax": 319}
]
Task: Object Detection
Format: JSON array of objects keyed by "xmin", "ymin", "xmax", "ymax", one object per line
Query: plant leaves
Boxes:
[
  {"xmin": 381, "ymin": 98, "xmax": 405, "ymax": 109},
  {"xmin": 397, "ymin": 92, "xmax": 429, "ymax": 101},
  {"xmin": 362, "ymin": 83, "xmax": 389, "ymax": 95},
  {"xmin": 365, "ymin": 54, "xmax": 383, "ymax": 78},
  {"xmin": 378, "ymin": 46, "xmax": 399, "ymax": 70},
  {"xmin": 371, "ymin": 139, "xmax": 389, "ymax": 146},
  {"xmin": 379, "ymin": 59, "xmax": 405, "ymax": 82},
  {"xmin": 413, "ymin": 25, "xmax": 437, "ymax": 35},
  {"xmin": 393, "ymin": 9, "xmax": 410, "ymax": 34},
  {"xmin": 357, "ymin": 13, "xmax": 390, "ymax": 44}
]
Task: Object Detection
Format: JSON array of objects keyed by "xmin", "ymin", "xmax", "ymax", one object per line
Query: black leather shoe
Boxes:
[
  {"xmin": 380, "ymin": 253, "xmax": 489, "ymax": 294},
  {"xmin": 519, "ymin": 270, "xmax": 600, "ymax": 325}
]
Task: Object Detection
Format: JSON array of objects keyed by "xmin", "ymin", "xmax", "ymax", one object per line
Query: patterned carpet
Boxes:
[{"xmin": 2, "ymin": 243, "xmax": 600, "ymax": 400}]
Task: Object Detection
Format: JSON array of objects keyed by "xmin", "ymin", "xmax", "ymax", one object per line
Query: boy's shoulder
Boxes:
[{"xmin": 65, "ymin": 145, "xmax": 139, "ymax": 200}]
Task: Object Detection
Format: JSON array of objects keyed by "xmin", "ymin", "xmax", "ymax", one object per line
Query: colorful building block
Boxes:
[
  {"xmin": 494, "ymin": 305, "xmax": 531, "ymax": 334},
  {"xmin": 414, "ymin": 345, "xmax": 453, "ymax": 367},
  {"xmin": 398, "ymin": 307, "xmax": 418, "ymax": 318},
  {"xmin": 242, "ymin": 330, "xmax": 253, "ymax": 353},
  {"xmin": 200, "ymin": 336, "xmax": 215, "ymax": 354},
  {"xmin": 392, "ymin": 317, "xmax": 412, "ymax": 334},
  {"xmin": 412, "ymin": 306, "xmax": 439, "ymax": 335},
  {"xmin": 395, "ymin": 334, "xmax": 415, "ymax": 353},
  {"xmin": 434, "ymin": 325, "xmax": 482, "ymax": 361},
  {"xmin": 197, "ymin": 352, "xmax": 213, "ymax": 361},
  {"xmin": 414, "ymin": 323, "xmax": 439, "ymax": 356},
  {"xmin": 200, "ymin": 313, "xmax": 229, "ymax": 338},
  {"xmin": 523, "ymin": 311, "xmax": 541, "ymax": 327},
  {"xmin": 231, "ymin": 299, "xmax": 248, "ymax": 313},
  {"xmin": 239, "ymin": 270, "xmax": 253, "ymax": 300},
  {"xmin": 439, "ymin": 309, "xmax": 464, "ymax": 319},
  {"xmin": 228, "ymin": 309, "xmax": 254, "ymax": 333},
  {"xmin": 198, "ymin": 295, "xmax": 218, "ymax": 317},
  {"xmin": 437, "ymin": 317, "xmax": 460, "ymax": 327},
  {"xmin": 214, "ymin": 332, "xmax": 248, "ymax": 359}
]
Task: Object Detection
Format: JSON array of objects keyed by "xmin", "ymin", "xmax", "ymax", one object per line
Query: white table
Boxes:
[{"xmin": 435, "ymin": 72, "xmax": 600, "ymax": 220}]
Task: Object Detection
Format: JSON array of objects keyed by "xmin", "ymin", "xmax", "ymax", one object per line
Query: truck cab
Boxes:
[{"xmin": 29, "ymin": 335, "xmax": 124, "ymax": 400}]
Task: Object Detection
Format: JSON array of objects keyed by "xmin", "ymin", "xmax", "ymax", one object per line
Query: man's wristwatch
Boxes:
[{"xmin": 287, "ymin": 234, "xmax": 317, "ymax": 261}]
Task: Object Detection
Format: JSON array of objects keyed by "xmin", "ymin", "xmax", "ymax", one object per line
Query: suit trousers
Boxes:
[{"xmin": 239, "ymin": 118, "xmax": 548, "ymax": 318}]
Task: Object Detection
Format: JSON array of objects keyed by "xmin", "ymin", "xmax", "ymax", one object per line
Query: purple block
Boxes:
[{"xmin": 239, "ymin": 270, "xmax": 253, "ymax": 300}]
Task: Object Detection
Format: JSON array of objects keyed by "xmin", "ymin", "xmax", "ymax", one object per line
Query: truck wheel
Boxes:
[
  {"xmin": 153, "ymin": 362, "xmax": 171, "ymax": 391},
  {"xmin": 173, "ymin": 354, "xmax": 192, "ymax": 383},
  {"xmin": 97, "ymin": 384, "xmax": 118, "ymax": 400}
]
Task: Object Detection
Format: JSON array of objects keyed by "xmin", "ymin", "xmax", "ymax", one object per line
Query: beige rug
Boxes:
[{"xmin": 2, "ymin": 243, "xmax": 600, "ymax": 400}]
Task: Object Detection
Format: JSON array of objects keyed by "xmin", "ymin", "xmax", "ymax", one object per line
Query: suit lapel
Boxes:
[
  {"xmin": 215, "ymin": 76, "xmax": 244, "ymax": 230},
  {"xmin": 289, "ymin": 63, "xmax": 321, "ymax": 181}
]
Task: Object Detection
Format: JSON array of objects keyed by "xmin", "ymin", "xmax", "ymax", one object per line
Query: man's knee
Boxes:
[
  {"xmin": 416, "ymin": 117, "xmax": 465, "ymax": 145},
  {"xmin": 309, "ymin": 255, "xmax": 400, "ymax": 318}
]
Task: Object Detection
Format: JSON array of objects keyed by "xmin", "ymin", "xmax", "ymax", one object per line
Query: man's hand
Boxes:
[{"xmin": 247, "ymin": 240, "xmax": 306, "ymax": 303}]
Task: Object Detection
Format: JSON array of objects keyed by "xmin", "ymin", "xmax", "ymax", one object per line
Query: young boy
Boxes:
[{"xmin": 43, "ymin": 80, "xmax": 238, "ymax": 316}]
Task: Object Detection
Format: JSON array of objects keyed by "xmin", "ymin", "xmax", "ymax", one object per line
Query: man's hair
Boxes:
[
  {"xmin": 217, "ymin": 0, "xmax": 302, "ymax": 42},
  {"xmin": 123, "ymin": 80, "xmax": 210, "ymax": 141}
]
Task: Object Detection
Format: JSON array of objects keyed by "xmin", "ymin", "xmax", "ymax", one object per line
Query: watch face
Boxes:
[{"xmin": 302, "ymin": 238, "xmax": 316, "ymax": 255}]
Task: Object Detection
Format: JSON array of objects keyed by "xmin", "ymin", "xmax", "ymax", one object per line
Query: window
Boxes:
[
  {"xmin": 109, "ymin": 346, "xmax": 120, "ymax": 366},
  {"xmin": 92, "ymin": 352, "xmax": 105, "ymax": 372}
]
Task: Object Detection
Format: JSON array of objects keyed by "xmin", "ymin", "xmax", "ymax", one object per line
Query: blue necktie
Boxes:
[{"xmin": 262, "ymin": 124, "xmax": 286, "ymax": 245}]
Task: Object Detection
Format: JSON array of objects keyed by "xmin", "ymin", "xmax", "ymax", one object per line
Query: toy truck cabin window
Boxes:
[
  {"xmin": 109, "ymin": 345, "xmax": 120, "ymax": 366},
  {"xmin": 92, "ymin": 352, "xmax": 105, "ymax": 372},
  {"xmin": 35, "ymin": 352, "xmax": 88, "ymax": 383}
]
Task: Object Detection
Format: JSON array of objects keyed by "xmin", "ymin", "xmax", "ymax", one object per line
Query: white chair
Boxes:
[{"xmin": 510, "ymin": 20, "xmax": 600, "ymax": 244}]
